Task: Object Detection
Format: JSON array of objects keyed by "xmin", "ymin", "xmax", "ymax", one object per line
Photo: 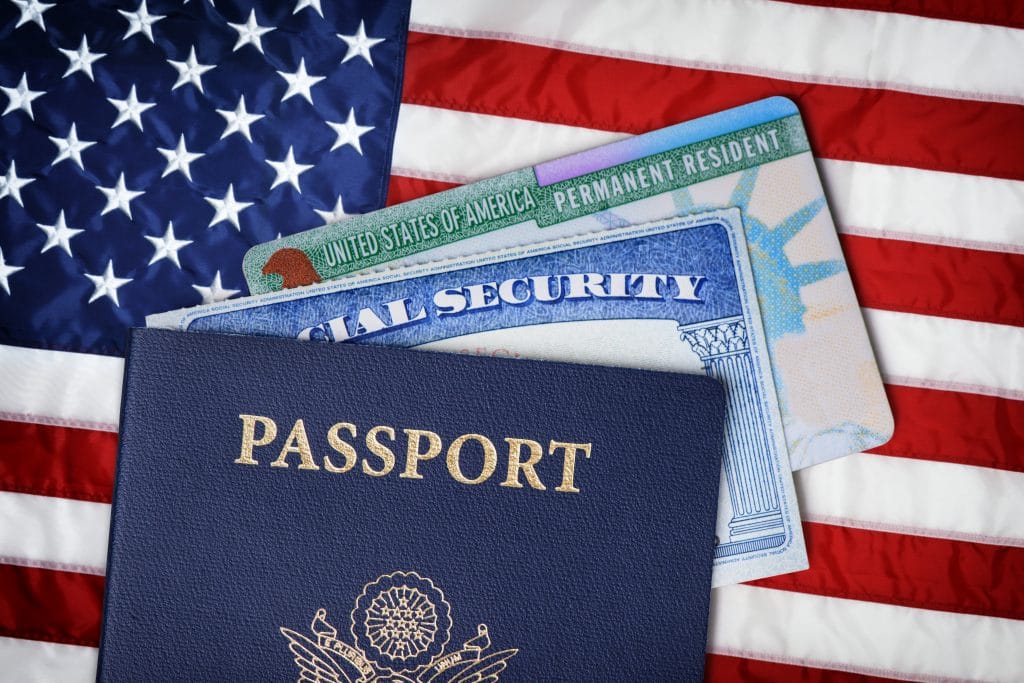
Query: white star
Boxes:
[
  {"xmin": 107, "ymin": 84, "xmax": 156, "ymax": 132},
  {"xmin": 216, "ymin": 95, "xmax": 264, "ymax": 143},
  {"xmin": 144, "ymin": 221, "xmax": 192, "ymax": 268},
  {"xmin": 96, "ymin": 173, "xmax": 143, "ymax": 218},
  {"xmin": 193, "ymin": 271, "xmax": 239, "ymax": 304},
  {"xmin": 59, "ymin": 36, "xmax": 106, "ymax": 81},
  {"xmin": 277, "ymin": 58, "xmax": 324, "ymax": 105},
  {"xmin": 205, "ymin": 183, "xmax": 253, "ymax": 230},
  {"xmin": 119, "ymin": 0, "xmax": 165, "ymax": 43},
  {"xmin": 169, "ymin": 46, "xmax": 215, "ymax": 93},
  {"xmin": 266, "ymin": 146, "xmax": 312, "ymax": 192},
  {"xmin": 11, "ymin": 0, "xmax": 53, "ymax": 31},
  {"xmin": 0, "ymin": 246, "xmax": 24, "ymax": 295},
  {"xmin": 314, "ymin": 196, "xmax": 349, "ymax": 224},
  {"xmin": 1, "ymin": 73, "xmax": 44, "ymax": 120},
  {"xmin": 326, "ymin": 108, "xmax": 373, "ymax": 154},
  {"xmin": 338, "ymin": 20, "xmax": 384, "ymax": 66},
  {"xmin": 0, "ymin": 161, "xmax": 33, "ymax": 206},
  {"xmin": 292, "ymin": 0, "xmax": 322, "ymax": 17},
  {"xmin": 85, "ymin": 260, "xmax": 132, "ymax": 306},
  {"xmin": 49, "ymin": 123, "xmax": 96, "ymax": 170},
  {"xmin": 37, "ymin": 210, "xmax": 84, "ymax": 257},
  {"xmin": 157, "ymin": 134, "xmax": 203, "ymax": 181},
  {"xmin": 228, "ymin": 10, "xmax": 273, "ymax": 53}
]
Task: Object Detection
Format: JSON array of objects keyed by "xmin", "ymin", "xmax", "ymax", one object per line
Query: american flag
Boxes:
[{"xmin": 1, "ymin": 0, "xmax": 1022, "ymax": 681}]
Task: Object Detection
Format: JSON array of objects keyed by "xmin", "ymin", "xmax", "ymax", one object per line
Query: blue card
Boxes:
[
  {"xmin": 99, "ymin": 329, "xmax": 726, "ymax": 681},
  {"xmin": 150, "ymin": 209, "xmax": 809, "ymax": 585}
]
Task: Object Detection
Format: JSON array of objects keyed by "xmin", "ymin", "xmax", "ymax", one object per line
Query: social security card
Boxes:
[
  {"xmin": 150, "ymin": 209, "xmax": 808, "ymax": 586},
  {"xmin": 243, "ymin": 97, "xmax": 892, "ymax": 470}
]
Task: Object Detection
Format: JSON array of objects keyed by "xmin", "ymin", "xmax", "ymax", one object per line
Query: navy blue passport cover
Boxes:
[{"xmin": 98, "ymin": 328, "xmax": 725, "ymax": 682}]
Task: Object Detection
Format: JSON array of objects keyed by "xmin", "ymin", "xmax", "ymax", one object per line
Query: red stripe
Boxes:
[
  {"xmin": 15, "ymin": 375, "xmax": 1012, "ymax": 519},
  {"xmin": 5, "ymin": 527, "xmax": 1018, "ymax": 663},
  {"xmin": 841, "ymin": 233, "xmax": 1024, "ymax": 327},
  {"xmin": 870, "ymin": 384, "xmax": 1024, "ymax": 472},
  {"xmin": 3, "ymin": 527, "xmax": 1019, "ymax": 663},
  {"xmin": 705, "ymin": 653, "xmax": 902, "ymax": 682},
  {"xmin": 0, "ymin": 563, "xmax": 102, "ymax": 647},
  {"xmin": 2, "ymin": 525, "xmax": 1018, "ymax": 656},
  {"xmin": 386, "ymin": 175, "xmax": 457, "ymax": 205},
  {"xmin": 748, "ymin": 522, "xmax": 1024, "ymax": 620},
  {"xmin": 0, "ymin": 421, "xmax": 116, "ymax": 503},
  {"xmin": 773, "ymin": 0, "xmax": 1024, "ymax": 29},
  {"xmin": 402, "ymin": 31, "xmax": 1024, "ymax": 181}
]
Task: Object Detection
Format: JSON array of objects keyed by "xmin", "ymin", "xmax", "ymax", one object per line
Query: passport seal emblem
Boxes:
[{"xmin": 280, "ymin": 571, "xmax": 518, "ymax": 682}]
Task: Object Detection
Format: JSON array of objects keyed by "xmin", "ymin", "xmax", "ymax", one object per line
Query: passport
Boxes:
[{"xmin": 98, "ymin": 328, "xmax": 727, "ymax": 681}]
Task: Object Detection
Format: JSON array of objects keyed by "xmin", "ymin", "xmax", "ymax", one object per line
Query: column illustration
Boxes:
[{"xmin": 678, "ymin": 315, "xmax": 785, "ymax": 555}]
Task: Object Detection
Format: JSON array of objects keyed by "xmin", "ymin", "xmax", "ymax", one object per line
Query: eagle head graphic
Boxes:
[{"xmin": 261, "ymin": 247, "xmax": 323, "ymax": 289}]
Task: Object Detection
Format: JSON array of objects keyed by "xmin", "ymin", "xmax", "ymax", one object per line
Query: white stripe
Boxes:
[
  {"xmin": 0, "ymin": 563, "xmax": 1017, "ymax": 683},
  {"xmin": 865, "ymin": 308, "xmax": 1024, "ymax": 397},
  {"xmin": 0, "ymin": 637, "xmax": 96, "ymax": 683},
  {"xmin": 410, "ymin": 0, "xmax": 1024, "ymax": 102},
  {"xmin": 709, "ymin": 584, "xmax": 1024, "ymax": 682},
  {"xmin": 0, "ymin": 492, "xmax": 109, "ymax": 574},
  {"xmin": 393, "ymin": 105, "xmax": 624, "ymax": 181},
  {"xmin": 883, "ymin": 375, "xmax": 1022, "ymax": 402},
  {"xmin": 822, "ymin": 159, "xmax": 1024, "ymax": 253},
  {"xmin": 9, "ymin": 302, "xmax": 1018, "ymax": 431},
  {"xmin": 797, "ymin": 452, "xmax": 1024, "ymax": 547},
  {"xmin": 5, "ymin": 555, "xmax": 1020, "ymax": 683},
  {"xmin": 394, "ymin": 104, "xmax": 1024, "ymax": 253},
  {"xmin": 5, "ymin": 429, "xmax": 1019, "ymax": 585},
  {"xmin": 0, "ymin": 344, "xmax": 123, "ymax": 431}
]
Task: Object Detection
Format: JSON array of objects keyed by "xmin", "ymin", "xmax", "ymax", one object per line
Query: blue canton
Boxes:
[{"xmin": 0, "ymin": 0, "xmax": 410, "ymax": 354}]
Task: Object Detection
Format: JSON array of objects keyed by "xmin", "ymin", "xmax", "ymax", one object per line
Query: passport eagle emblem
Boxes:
[{"xmin": 280, "ymin": 571, "xmax": 518, "ymax": 682}]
